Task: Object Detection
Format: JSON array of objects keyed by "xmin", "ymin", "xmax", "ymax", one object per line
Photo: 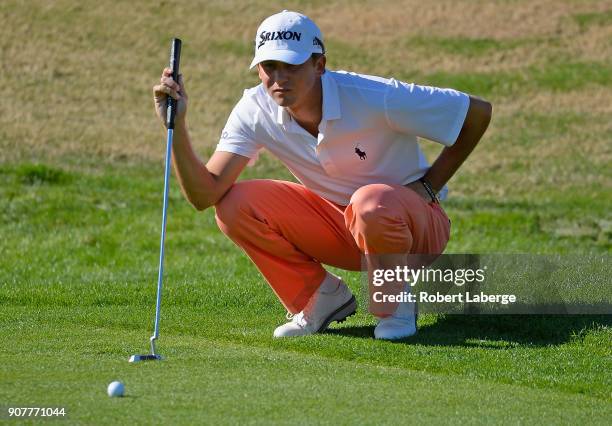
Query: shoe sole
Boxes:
[{"xmin": 316, "ymin": 295, "xmax": 357, "ymax": 333}]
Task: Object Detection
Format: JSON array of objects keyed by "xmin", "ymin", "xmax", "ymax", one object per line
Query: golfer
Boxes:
[{"xmin": 153, "ymin": 11, "xmax": 492, "ymax": 340}]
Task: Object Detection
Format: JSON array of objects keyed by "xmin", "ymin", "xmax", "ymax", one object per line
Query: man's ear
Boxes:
[
  {"xmin": 315, "ymin": 55, "xmax": 326, "ymax": 75},
  {"xmin": 256, "ymin": 63, "xmax": 264, "ymax": 80}
]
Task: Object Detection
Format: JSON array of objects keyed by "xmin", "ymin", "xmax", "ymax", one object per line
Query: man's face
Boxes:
[{"xmin": 257, "ymin": 56, "xmax": 326, "ymax": 108}]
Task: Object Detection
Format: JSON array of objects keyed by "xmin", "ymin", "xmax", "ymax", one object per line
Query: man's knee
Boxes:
[
  {"xmin": 347, "ymin": 184, "xmax": 400, "ymax": 228},
  {"xmin": 345, "ymin": 184, "xmax": 418, "ymax": 253}
]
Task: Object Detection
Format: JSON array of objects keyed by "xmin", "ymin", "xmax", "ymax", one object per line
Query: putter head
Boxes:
[{"xmin": 129, "ymin": 354, "xmax": 163, "ymax": 363}]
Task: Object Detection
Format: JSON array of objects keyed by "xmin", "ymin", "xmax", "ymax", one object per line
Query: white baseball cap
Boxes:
[{"xmin": 250, "ymin": 10, "xmax": 325, "ymax": 69}]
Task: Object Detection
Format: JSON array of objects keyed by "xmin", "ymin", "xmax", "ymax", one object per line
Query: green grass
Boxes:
[
  {"xmin": 409, "ymin": 61, "xmax": 612, "ymax": 98},
  {"xmin": 573, "ymin": 10, "xmax": 612, "ymax": 31},
  {"xmin": 1, "ymin": 0, "xmax": 611, "ymax": 423},
  {"xmin": 405, "ymin": 35, "xmax": 527, "ymax": 57},
  {"xmin": 3, "ymin": 322, "xmax": 609, "ymax": 424},
  {"xmin": 1, "ymin": 164, "xmax": 610, "ymax": 423}
]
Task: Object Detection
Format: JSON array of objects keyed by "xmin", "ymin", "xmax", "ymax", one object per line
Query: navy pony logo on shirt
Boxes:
[{"xmin": 355, "ymin": 144, "xmax": 367, "ymax": 160}]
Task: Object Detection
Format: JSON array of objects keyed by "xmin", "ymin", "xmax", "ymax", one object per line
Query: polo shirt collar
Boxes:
[
  {"xmin": 321, "ymin": 71, "xmax": 341, "ymax": 121},
  {"xmin": 275, "ymin": 71, "xmax": 341, "ymax": 127}
]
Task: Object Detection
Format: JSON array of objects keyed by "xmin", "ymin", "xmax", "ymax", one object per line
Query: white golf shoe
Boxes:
[
  {"xmin": 374, "ymin": 286, "xmax": 418, "ymax": 340},
  {"xmin": 273, "ymin": 275, "xmax": 357, "ymax": 338}
]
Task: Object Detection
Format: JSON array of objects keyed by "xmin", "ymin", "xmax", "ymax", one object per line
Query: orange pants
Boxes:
[{"xmin": 215, "ymin": 180, "xmax": 450, "ymax": 314}]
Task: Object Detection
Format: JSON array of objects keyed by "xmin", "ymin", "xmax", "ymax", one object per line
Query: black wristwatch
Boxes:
[{"xmin": 419, "ymin": 178, "xmax": 439, "ymax": 203}]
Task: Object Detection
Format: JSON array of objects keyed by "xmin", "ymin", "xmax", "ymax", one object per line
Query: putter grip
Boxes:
[{"xmin": 166, "ymin": 38, "xmax": 182, "ymax": 129}]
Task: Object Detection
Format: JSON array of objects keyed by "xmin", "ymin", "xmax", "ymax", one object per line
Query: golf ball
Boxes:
[{"xmin": 107, "ymin": 381, "xmax": 125, "ymax": 397}]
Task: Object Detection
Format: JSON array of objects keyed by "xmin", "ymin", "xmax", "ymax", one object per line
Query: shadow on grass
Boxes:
[{"xmin": 326, "ymin": 315, "xmax": 612, "ymax": 347}]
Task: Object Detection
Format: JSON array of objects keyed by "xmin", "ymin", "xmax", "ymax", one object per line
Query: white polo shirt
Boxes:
[{"xmin": 216, "ymin": 70, "xmax": 469, "ymax": 206}]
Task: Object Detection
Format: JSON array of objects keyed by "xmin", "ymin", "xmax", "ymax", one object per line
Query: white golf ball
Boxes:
[{"xmin": 107, "ymin": 381, "xmax": 125, "ymax": 397}]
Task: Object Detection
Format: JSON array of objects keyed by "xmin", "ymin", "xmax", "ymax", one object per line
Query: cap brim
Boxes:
[{"xmin": 249, "ymin": 49, "xmax": 311, "ymax": 69}]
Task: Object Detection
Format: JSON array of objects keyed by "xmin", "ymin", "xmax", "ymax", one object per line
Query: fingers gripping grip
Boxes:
[{"xmin": 166, "ymin": 38, "xmax": 182, "ymax": 129}]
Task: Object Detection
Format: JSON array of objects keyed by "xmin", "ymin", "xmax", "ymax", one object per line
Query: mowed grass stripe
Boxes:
[
  {"xmin": 414, "ymin": 61, "xmax": 612, "ymax": 98},
  {"xmin": 1, "ymin": 324, "xmax": 610, "ymax": 424},
  {"xmin": 2, "ymin": 303, "xmax": 610, "ymax": 401}
]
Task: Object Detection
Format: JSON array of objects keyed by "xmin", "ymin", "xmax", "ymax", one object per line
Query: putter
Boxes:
[{"xmin": 130, "ymin": 38, "xmax": 182, "ymax": 363}]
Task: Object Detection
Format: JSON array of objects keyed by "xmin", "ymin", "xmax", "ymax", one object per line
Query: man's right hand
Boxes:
[
  {"xmin": 153, "ymin": 67, "xmax": 188, "ymax": 128},
  {"xmin": 151, "ymin": 66, "xmax": 249, "ymax": 210}
]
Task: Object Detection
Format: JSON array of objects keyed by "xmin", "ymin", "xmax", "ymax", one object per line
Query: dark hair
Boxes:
[
  {"xmin": 311, "ymin": 53, "xmax": 324, "ymax": 61},
  {"xmin": 313, "ymin": 36, "xmax": 325, "ymax": 54}
]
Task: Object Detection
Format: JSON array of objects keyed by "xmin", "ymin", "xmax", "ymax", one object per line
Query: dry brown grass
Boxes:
[
  {"xmin": 0, "ymin": 0, "xmax": 610, "ymax": 203},
  {"xmin": 317, "ymin": 0, "xmax": 604, "ymax": 40},
  {"xmin": 317, "ymin": 0, "xmax": 611, "ymax": 69},
  {"xmin": 502, "ymin": 87, "xmax": 612, "ymax": 115}
]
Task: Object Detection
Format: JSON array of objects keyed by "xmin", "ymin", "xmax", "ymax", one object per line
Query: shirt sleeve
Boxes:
[
  {"xmin": 384, "ymin": 79, "xmax": 470, "ymax": 146},
  {"xmin": 215, "ymin": 95, "xmax": 263, "ymax": 159}
]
